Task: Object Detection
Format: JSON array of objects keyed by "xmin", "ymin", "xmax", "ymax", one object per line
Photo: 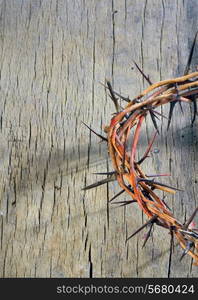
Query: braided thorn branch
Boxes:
[{"xmin": 105, "ymin": 72, "xmax": 198, "ymax": 266}]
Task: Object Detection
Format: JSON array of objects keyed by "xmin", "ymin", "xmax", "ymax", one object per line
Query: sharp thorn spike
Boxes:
[
  {"xmin": 184, "ymin": 207, "xmax": 198, "ymax": 229},
  {"xmin": 155, "ymin": 181, "xmax": 182, "ymax": 191},
  {"xmin": 92, "ymin": 171, "xmax": 116, "ymax": 176},
  {"xmin": 132, "ymin": 60, "xmax": 153, "ymax": 85},
  {"xmin": 142, "ymin": 222, "xmax": 154, "ymax": 248},
  {"xmin": 82, "ymin": 174, "xmax": 116, "ymax": 191},
  {"xmin": 151, "ymin": 109, "xmax": 168, "ymax": 120},
  {"xmin": 150, "ymin": 110, "xmax": 160, "ymax": 120},
  {"xmin": 106, "ymin": 81, "xmax": 120, "ymax": 112},
  {"xmin": 109, "ymin": 189, "xmax": 125, "ymax": 202},
  {"xmin": 112, "ymin": 200, "xmax": 137, "ymax": 207},
  {"xmin": 184, "ymin": 31, "xmax": 198, "ymax": 75},
  {"xmin": 113, "ymin": 91, "xmax": 131, "ymax": 102},
  {"xmin": 99, "ymin": 81, "xmax": 131, "ymax": 103},
  {"xmin": 145, "ymin": 173, "xmax": 171, "ymax": 178},
  {"xmin": 150, "ymin": 111, "xmax": 160, "ymax": 134},
  {"xmin": 162, "ymin": 198, "xmax": 171, "ymax": 211},
  {"xmin": 167, "ymin": 101, "xmax": 177, "ymax": 130},
  {"xmin": 179, "ymin": 229, "xmax": 198, "ymax": 239},
  {"xmin": 126, "ymin": 215, "xmax": 157, "ymax": 242},
  {"xmin": 168, "ymin": 228, "xmax": 174, "ymax": 278},
  {"xmin": 174, "ymin": 83, "xmax": 184, "ymax": 115},
  {"xmin": 138, "ymin": 178, "xmax": 182, "ymax": 192},
  {"xmin": 82, "ymin": 121, "xmax": 108, "ymax": 142},
  {"xmin": 180, "ymin": 241, "xmax": 194, "ymax": 261},
  {"xmin": 178, "ymin": 100, "xmax": 184, "ymax": 114},
  {"xmin": 191, "ymin": 97, "xmax": 197, "ymax": 125}
]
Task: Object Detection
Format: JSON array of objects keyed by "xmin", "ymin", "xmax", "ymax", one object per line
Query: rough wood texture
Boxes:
[{"xmin": 0, "ymin": 0, "xmax": 198, "ymax": 278}]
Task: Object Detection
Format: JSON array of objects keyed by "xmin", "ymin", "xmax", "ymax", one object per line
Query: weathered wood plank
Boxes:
[{"xmin": 0, "ymin": 0, "xmax": 197, "ymax": 277}]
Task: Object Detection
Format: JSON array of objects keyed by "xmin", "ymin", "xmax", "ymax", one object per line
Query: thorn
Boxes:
[
  {"xmin": 142, "ymin": 222, "xmax": 154, "ymax": 248},
  {"xmin": 112, "ymin": 200, "xmax": 137, "ymax": 207},
  {"xmin": 150, "ymin": 110, "xmax": 160, "ymax": 120},
  {"xmin": 132, "ymin": 60, "xmax": 153, "ymax": 85},
  {"xmin": 145, "ymin": 173, "xmax": 171, "ymax": 178},
  {"xmin": 153, "ymin": 181, "xmax": 183, "ymax": 191},
  {"xmin": 178, "ymin": 101, "xmax": 184, "ymax": 114},
  {"xmin": 175, "ymin": 83, "xmax": 184, "ymax": 114},
  {"xmin": 99, "ymin": 81, "xmax": 131, "ymax": 103},
  {"xmin": 138, "ymin": 178, "xmax": 182, "ymax": 192},
  {"xmin": 93, "ymin": 171, "xmax": 116, "ymax": 176},
  {"xmin": 191, "ymin": 96, "xmax": 197, "ymax": 125},
  {"xmin": 161, "ymin": 197, "xmax": 171, "ymax": 211},
  {"xmin": 82, "ymin": 174, "xmax": 116, "ymax": 190},
  {"xmin": 179, "ymin": 229, "xmax": 198, "ymax": 239},
  {"xmin": 109, "ymin": 189, "xmax": 125, "ymax": 202},
  {"xmin": 106, "ymin": 81, "xmax": 120, "ymax": 112},
  {"xmin": 184, "ymin": 207, "xmax": 198, "ymax": 229},
  {"xmin": 168, "ymin": 228, "xmax": 174, "ymax": 278},
  {"xmin": 180, "ymin": 241, "xmax": 194, "ymax": 261},
  {"xmin": 184, "ymin": 31, "xmax": 198, "ymax": 75},
  {"xmin": 149, "ymin": 110, "xmax": 160, "ymax": 134},
  {"xmin": 126, "ymin": 215, "xmax": 157, "ymax": 242},
  {"xmin": 167, "ymin": 101, "xmax": 177, "ymax": 130},
  {"xmin": 82, "ymin": 121, "xmax": 108, "ymax": 142},
  {"xmin": 113, "ymin": 91, "xmax": 131, "ymax": 103},
  {"xmin": 150, "ymin": 109, "xmax": 168, "ymax": 120}
]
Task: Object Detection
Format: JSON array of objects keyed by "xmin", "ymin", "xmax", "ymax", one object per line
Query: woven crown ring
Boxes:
[{"xmin": 83, "ymin": 33, "xmax": 198, "ymax": 273}]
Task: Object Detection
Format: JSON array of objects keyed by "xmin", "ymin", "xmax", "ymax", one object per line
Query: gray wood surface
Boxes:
[{"xmin": 0, "ymin": 0, "xmax": 198, "ymax": 278}]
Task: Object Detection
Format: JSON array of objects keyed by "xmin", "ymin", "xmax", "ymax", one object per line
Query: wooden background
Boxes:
[{"xmin": 0, "ymin": 0, "xmax": 198, "ymax": 278}]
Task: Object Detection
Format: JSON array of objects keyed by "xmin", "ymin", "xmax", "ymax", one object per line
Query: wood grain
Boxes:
[{"xmin": 0, "ymin": 0, "xmax": 197, "ymax": 278}]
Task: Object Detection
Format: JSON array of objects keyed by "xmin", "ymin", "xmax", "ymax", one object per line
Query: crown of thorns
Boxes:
[{"xmin": 82, "ymin": 35, "xmax": 198, "ymax": 274}]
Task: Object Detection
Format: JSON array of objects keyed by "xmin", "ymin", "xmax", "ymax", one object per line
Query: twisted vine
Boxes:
[{"xmin": 83, "ymin": 70, "xmax": 198, "ymax": 270}]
